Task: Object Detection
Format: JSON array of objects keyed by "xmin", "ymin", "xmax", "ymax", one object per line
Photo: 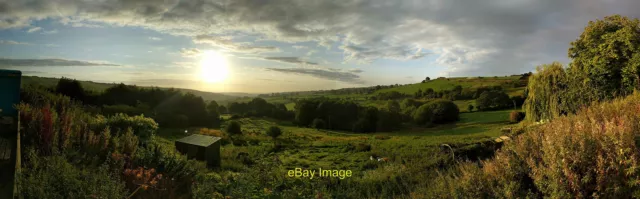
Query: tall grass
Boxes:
[{"xmin": 420, "ymin": 92, "xmax": 640, "ymax": 198}]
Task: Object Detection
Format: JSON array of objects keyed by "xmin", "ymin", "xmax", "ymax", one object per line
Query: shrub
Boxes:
[
  {"xmin": 467, "ymin": 104, "xmax": 474, "ymax": 112},
  {"xmin": 92, "ymin": 113, "xmax": 158, "ymax": 144},
  {"xmin": 430, "ymin": 92, "xmax": 640, "ymax": 198},
  {"xmin": 475, "ymin": 90, "xmax": 511, "ymax": 111},
  {"xmin": 225, "ymin": 121, "xmax": 242, "ymax": 136},
  {"xmin": 311, "ymin": 118, "xmax": 326, "ymax": 129},
  {"xmin": 266, "ymin": 126, "xmax": 282, "ymax": 140},
  {"xmin": 354, "ymin": 143, "xmax": 371, "ymax": 152},
  {"xmin": 413, "ymin": 99, "xmax": 459, "ymax": 125},
  {"xmin": 19, "ymin": 151, "xmax": 127, "ymax": 199},
  {"xmin": 509, "ymin": 111, "xmax": 525, "ymax": 123}
]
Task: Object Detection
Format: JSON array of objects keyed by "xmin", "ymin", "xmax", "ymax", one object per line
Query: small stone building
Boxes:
[{"xmin": 175, "ymin": 134, "xmax": 221, "ymax": 168}]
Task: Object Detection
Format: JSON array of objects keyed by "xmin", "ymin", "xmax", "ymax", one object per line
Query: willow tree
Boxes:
[{"xmin": 523, "ymin": 62, "xmax": 568, "ymax": 122}]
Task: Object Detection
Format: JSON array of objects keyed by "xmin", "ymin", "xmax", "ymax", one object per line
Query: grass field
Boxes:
[
  {"xmin": 156, "ymin": 108, "xmax": 513, "ymax": 178},
  {"xmin": 374, "ymin": 76, "xmax": 522, "ymax": 95}
]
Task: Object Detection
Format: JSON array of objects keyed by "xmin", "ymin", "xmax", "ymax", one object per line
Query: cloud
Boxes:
[
  {"xmin": 266, "ymin": 67, "xmax": 363, "ymax": 84},
  {"xmin": 263, "ymin": 57, "xmax": 317, "ymax": 65},
  {"xmin": 26, "ymin": 27, "xmax": 41, "ymax": 33},
  {"xmin": 148, "ymin": 37, "xmax": 162, "ymax": 41},
  {"xmin": 41, "ymin": 29, "xmax": 58, "ymax": 34},
  {"xmin": 0, "ymin": 58, "xmax": 120, "ymax": 67},
  {"xmin": 292, "ymin": 45, "xmax": 308, "ymax": 50},
  {"xmin": 348, "ymin": 69, "xmax": 364, "ymax": 73},
  {"xmin": 2, "ymin": 0, "xmax": 640, "ymax": 76},
  {"xmin": 180, "ymin": 48, "xmax": 202, "ymax": 58},
  {"xmin": 193, "ymin": 35, "xmax": 279, "ymax": 53},
  {"xmin": 0, "ymin": 40, "xmax": 31, "ymax": 45}
]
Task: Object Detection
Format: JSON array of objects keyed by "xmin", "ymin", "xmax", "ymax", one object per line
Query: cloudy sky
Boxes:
[{"xmin": 0, "ymin": 0, "xmax": 638, "ymax": 93}]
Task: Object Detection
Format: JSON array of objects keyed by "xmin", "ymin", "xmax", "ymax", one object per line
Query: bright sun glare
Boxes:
[{"xmin": 200, "ymin": 50, "xmax": 229, "ymax": 83}]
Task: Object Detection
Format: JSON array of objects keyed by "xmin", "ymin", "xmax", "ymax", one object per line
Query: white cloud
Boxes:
[
  {"xmin": 0, "ymin": 40, "xmax": 31, "ymax": 45},
  {"xmin": 41, "ymin": 29, "xmax": 58, "ymax": 34},
  {"xmin": 148, "ymin": 37, "xmax": 162, "ymax": 41},
  {"xmin": 180, "ymin": 48, "xmax": 202, "ymax": 58},
  {"xmin": 193, "ymin": 35, "xmax": 279, "ymax": 54},
  {"xmin": 26, "ymin": 27, "xmax": 41, "ymax": 33}
]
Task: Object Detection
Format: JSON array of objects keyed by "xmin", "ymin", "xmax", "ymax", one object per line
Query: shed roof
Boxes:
[{"xmin": 176, "ymin": 134, "xmax": 221, "ymax": 147}]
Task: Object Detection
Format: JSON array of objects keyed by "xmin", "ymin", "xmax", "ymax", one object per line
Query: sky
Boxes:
[{"xmin": 0, "ymin": 0, "xmax": 639, "ymax": 93}]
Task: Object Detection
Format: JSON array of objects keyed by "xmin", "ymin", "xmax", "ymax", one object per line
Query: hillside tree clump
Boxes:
[
  {"xmin": 475, "ymin": 90, "xmax": 511, "ymax": 111},
  {"xmin": 225, "ymin": 121, "xmax": 242, "ymax": 136},
  {"xmin": 413, "ymin": 99, "xmax": 459, "ymax": 125}
]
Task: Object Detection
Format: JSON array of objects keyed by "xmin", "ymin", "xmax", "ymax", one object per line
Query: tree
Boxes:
[
  {"xmin": 386, "ymin": 100, "xmax": 401, "ymax": 113},
  {"xmin": 311, "ymin": 118, "xmax": 326, "ymax": 130},
  {"xmin": 225, "ymin": 121, "xmax": 242, "ymax": 136},
  {"xmin": 425, "ymin": 77, "xmax": 431, "ymax": 81},
  {"xmin": 56, "ymin": 77, "xmax": 86, "ymax": 102},
  {"xmin": 413, "ymin": 99, "xmax": 459, "ymax": 125},
  {"xmin": 568, "ymin": 15, "xmax": 640, "ymax": 97},
  {"xmin": 206, "ymin": 101, "xmax": 219, "ymax": 114},
  {"xmin": 266, "ymin": 126, "xmax": 282, "ymax": 146},
  {"xmin": 467, "ymin": 104, "xmax": 474, "ymax": 112},
  {"xmin": 523, "ymin": 62, "xmax": 570, "ymax": 121},
  {"xmin": 475, "ymin": 90, "xmax": 511, "ymax": 111},
  {"xmin": 217, "ymin": 105, "xmax": 227, "ymax": 114}
]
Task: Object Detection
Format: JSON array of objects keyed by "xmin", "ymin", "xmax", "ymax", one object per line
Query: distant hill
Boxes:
[
  {"xmin": 374, "ymin": 75, "xmax": 527, "ymax": 96},
  {"xmin": 20, "ymin": 76, "xmax": 255, "ymax": 103}
]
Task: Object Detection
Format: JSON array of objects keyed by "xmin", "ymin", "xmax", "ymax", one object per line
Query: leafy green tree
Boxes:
[
  {"xmin": 523, "ymin": 62, "xmax": 570, "ymax": 121},
  {"xmin": 568, "ymin": 15, "xmax": 640, "ymax": 97},
  {"xmin": 413, "ymin": 99, "xmax": 459, "ymax": 125},
  {"xmin": 467, "ymin": 104, "xmax": 474, "ymax": 112},
  {"xmin": 225, "ymin": 121, "xmax": 242, "ymax": 136},
  {"xmin": 206, "ymin": 101, "xmax": 219, "ymax": 114},
  {"xmin": 266, "ymin": 126, "xmax": 282, "ymax": 146},
  {"xmin": 311, "ymin": 118, "xmax": 326, "ymax": 129},
  {"xmin": 386, "ymin": 100, "xmax": 401, "ymax": 113},
  {"xmin": 475, "ymin": 90, "xmax": 511, "ymax": 111},
  {"xmin": 55, "ymin": 77, "xmax": 86, "ymax": 102}
]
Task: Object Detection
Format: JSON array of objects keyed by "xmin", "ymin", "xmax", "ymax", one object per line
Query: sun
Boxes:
[{"xmin": 199, "ymin": 50, "xmax": 230, "ymax": 83}]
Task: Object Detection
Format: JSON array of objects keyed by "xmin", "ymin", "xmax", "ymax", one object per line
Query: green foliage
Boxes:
[
  {"xmin": 413, "ymin": 99, "xmax": 460, "ymax": 125},
  {"xmin": 311, "ymin": 118, "xmax": 326, "ymax": 129},
  {"xmin": 475, "ymin": 90, "xmax": 511, "ymax": 111},
  {"xmin": 92, "ymin": 113, "xmax": 158, "ymax": 144},
  {"xmin": 266, "ymin": 126, "xmax": 282, "ymax": 139},
  {"xmin": 55, "ymin": 77, "xmax": 87, "ymax": 103},
  {"xmin": 18, "ymin": 150, "xmax": 127, "ymax": 199},
  {"xmin": 226, "ymin": 121, "xmax": 243, "ymax": 136},
  {"xmin": 569, "ymin": 15, "xmax": 640, "ymax": 96},
  {"xmin": 430, "ymin": 92, "xmax": 640, "ymax": 198}
]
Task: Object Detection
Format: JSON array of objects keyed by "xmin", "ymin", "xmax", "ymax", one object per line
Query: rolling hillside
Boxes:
[
  {"xmin": 374, "ymin": 75, "xmax": 527, "ymax": 96},
  {"xmin": 20, "ymin": 76, "xmax": 255, "ymax": 103}
]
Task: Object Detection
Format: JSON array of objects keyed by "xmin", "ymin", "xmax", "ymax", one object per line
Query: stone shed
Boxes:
[{"xmin": 175, "ymin": 134, "xmax": 221, "ymax": 168}]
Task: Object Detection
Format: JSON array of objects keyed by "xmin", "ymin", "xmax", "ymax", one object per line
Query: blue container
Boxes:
[{"xmin": 0, "ymin": 69, "xmax": 21, "ymax": 118}]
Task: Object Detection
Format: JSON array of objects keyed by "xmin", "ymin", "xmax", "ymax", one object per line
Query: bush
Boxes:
[
  {"xmin": 311, "ymin": 118, "xmax": 326, "ymax": 129},
  {"xmin": 92, "ymin": 113, "xmax": 158, "ymax": 144},
  {"xmin": 225, "ymin": 121, "xmax": 242, "ymax": 136},
  {"xmin": 266, "ymin": 126, "xmax": 282, "ymax": 140},
  {"xmin": 475, "ymin": 90, "xmax": 511, "ymax": 111},
  {"xmin": 429, "ymin": 92, "xmax": 640, "ymax": 198},
  {"xmin": 413, "ymin": 99, "xmax": 459, "ymax": 125},
  {"xmin": 509, "ymin": 111, "xmax": 525, "ymax": 123},
  {"xmin": 19, "ymin": 152, "xmax": 127, "ymax": 199}
]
